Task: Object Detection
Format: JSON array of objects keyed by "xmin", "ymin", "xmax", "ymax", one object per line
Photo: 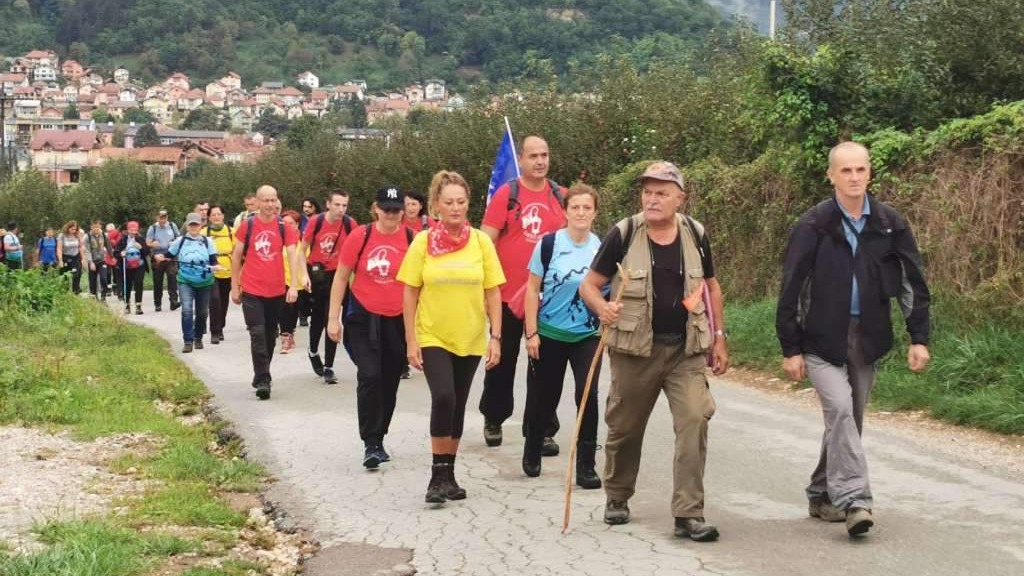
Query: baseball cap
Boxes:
[
  {"xmin": 640, "ymin": 161, "xmax": 685, "ymax": 191},
  {"xmin": 158, "ymin": 209, "xmax": 168, "ymax": 216},
  {"xmin": 376, "ymin": 184, "xmax": 405, "ymax": 210},
  {"xmin": 184, "ymin": 212, "xmax": 202, "ymax": 226}
]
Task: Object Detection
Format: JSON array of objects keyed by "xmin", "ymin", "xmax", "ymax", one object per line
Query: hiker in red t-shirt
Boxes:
[
  {"xmin": 300, "ymin": 189, "xmax": 356, "ymax": 385},
  {"xmin": 327, "ymin": 185, "xmax": 415, "ymax": 470},
  {"xmin": 229, "ymin": 185, "xmax": 304, "ymax": 400},
  {"xmin": 478, "ymin": 135, "xmax": 567, "ymax": 452}
]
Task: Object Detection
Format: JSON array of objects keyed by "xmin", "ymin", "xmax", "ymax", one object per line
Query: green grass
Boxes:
[
  {"xmin": 725, "ymin": 294, "xmax": 1024, "ymax": 435},
  {"xmin": 0, "ymin": 269, "xmax": 267, "ymax": 574}
]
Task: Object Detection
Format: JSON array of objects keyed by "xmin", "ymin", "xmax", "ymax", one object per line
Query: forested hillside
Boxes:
[{"xmin": 0, "ymin": 0, "xmax": 726, "ymax": 88}]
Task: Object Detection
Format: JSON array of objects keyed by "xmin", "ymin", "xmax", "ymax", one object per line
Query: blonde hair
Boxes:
[{"xmin": 427, "ymin": 170, "xmax": 470, "ymax": 216}]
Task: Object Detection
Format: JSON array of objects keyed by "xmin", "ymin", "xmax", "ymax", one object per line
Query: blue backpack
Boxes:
[{"xmin": 172, "ymin": 235, "xmax": 213, "ymax": 285}]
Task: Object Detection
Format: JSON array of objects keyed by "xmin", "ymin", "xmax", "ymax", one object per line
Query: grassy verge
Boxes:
[
  {"xmin": 0, "ymin": 268, "xmax": 268, "ymax": 575},
  {"xmin": 726, "ymin": 294, "xmax": 1024, "ymax": 435}
]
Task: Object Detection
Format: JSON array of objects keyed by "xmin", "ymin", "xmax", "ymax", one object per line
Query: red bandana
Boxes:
[{"xmin": 427, "ymin": 219, "xmax": 471, "ymax": 256}]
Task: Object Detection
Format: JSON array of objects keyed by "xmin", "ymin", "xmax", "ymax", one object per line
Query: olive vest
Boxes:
[{"xmin": 606, "ymin": 213, "xmax": 712, "ymax": 358}]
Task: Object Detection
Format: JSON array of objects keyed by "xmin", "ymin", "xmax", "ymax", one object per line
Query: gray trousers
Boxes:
[{"xmin": 805, "ymin": 318, "xmax": 875, "ymax": 511}]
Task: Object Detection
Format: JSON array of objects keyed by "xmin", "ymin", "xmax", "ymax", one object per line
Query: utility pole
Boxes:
[
  {"xmin": 769, "ymin": 0, "xmax": 778, "ymax": 39},
  {"xmin": 0, "ymin": 93, "xmax": 14, "ymax": 183}
]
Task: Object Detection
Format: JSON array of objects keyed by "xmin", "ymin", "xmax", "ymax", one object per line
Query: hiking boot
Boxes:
[
  {"xmin": 135, "ymin": 304, "xmax": 143, "ymax": 315},
  {"xmin": 280, "ymin": 332, "xmax": 294, "ymax": 354},
  {"xmin": 483, "ymin": 421, "xmax": 502, "ymax": 447},
  {"xmin": 378, "ymin": 445, "xmax": 391, "ymax": 462},
  {"xmin": 809, "ymin": 499, "xmax": 846, "ymax": 523},
  {"xmin": 522, "ymin": 455, "xmax": 541, "ymax": 477},
  {"xmin": 323, "ymin": 367, "xmax": 338, "ymax": 385},
  {"xmin": 299, "ymin": 316, "xmax": 309, "ymax": 327},
  {"xmin": 124, "ymin": 304, "xmax": 130, "ymax": 314},
  {"xmin": 194, "ymin": 339, "xmax": 204, "ymax": 350},
  {"xmin": 425, "ymin": 464, "xmax": 448, "ymax": 504},
  {"xmin": 846, "ymin": 507, "xmax": 874, "ymax": 536},
  {"xmin": 210, "ymin": 334, "xmax": 221, "ymax": 345},
  {"xmin": 308, "ymin": 351, "xmax": 324, "ymax": 376},
  {"xmin": 575, "ymin": 441, "xmax": 602, "ymax": 490},
  {"xmin": 541, "ymin": 436, "xmax": 560, "ymax": 457},
  {"xmin": 604, "ymin": 499, "xmax": 630, "ymax": 525},
  {"xmin": 253, "ymin": 375, "xmax": 271, "ymax": 400},
  {"xmin": 674, "ymin": 517, "xmax": 720, "ymax": 542},
  {"xmin": 182, "ymin": 342, "xmax": 193, "ymax": 353},
  {"xmin": 363, "ymin": 446, "xmax": 382, "ymax": 470},
  {"xmin": 170, "ymin": 300, "xmax": 181, "ymax": 311},
  {"xmin": 154, "ymin": 304, "xmax": 162, "ymax": 312},
  {"xmin": 442, "ymin": 464, "xmax": 467, "ymax": 500}
]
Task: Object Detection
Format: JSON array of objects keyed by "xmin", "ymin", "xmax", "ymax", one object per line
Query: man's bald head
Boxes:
[
  {"xmin": 256, "ymin": 185, "xmax": 278, "ymax": 200},
  {"xmin": 828, "ymin": 141, "xmax": 870, "ymax": 169},
  {"xmin": 518, "ymin": 135, "xmax": 547, "ymax": 157}
]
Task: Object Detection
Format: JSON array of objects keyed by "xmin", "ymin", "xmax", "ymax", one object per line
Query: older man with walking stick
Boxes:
[{"xmin": 579, "ymin": 161, "xmax": 728, "ymax": 541}]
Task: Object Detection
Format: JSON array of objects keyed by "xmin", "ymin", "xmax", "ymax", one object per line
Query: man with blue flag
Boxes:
[{"xmin": 480, "ymin": 134, "xmax": 567, "ymax": 453}]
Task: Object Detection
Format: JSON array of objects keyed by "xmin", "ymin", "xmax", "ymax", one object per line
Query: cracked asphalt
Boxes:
[{"xmin": 124, "ymin": 297, "xmax": 1024, "ymax": 576}]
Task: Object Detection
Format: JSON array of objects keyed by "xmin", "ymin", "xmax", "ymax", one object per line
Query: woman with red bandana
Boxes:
[{"xmin": 396, "ymin": 170, "xmax": 505, "ymax": 505}]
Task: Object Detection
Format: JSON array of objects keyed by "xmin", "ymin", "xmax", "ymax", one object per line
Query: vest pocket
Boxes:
[{"xmin": 684, "ymin": 268, "xmax": 712, "ymax": 355}]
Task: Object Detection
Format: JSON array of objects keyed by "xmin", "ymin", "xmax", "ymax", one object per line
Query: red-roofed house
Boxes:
[
  {"xmin": 1, "ymin": 73, "xmax": 28, "ymax": 96},
  {"xmin": 165, "ymin": 72, "xmax": 191, "ymax": 91},
  {"xmin": 297, "ymin": 71, "xmax": 319, "ymax": 90},
  {"xmin": 220, "ymin": 72, "xmax": 242, "ymax": 91},
  {"xmin": 332, "ymin": 84, "xmax": 363, "ymax": 102},
  {"xmin": 24, "ymin": 50, "xmax": 58, "ymax": 69},
  {"xmin": 278, "ymin": 86, "xmax": 304, "ymax": 106},
  {"xmin": 61, "ymin": 60, "xmax": 84, "ymax": 82},
  {"xmin": 30, "ymin": 129, "xmax": 100, "ymax": 185},
  {"xmin": 178, "ymin": 89, "xmax": 206, "ymax": 111}
]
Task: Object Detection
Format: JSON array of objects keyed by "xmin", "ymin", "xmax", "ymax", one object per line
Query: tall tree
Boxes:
[{"xmin": 134, "ymin": 123, "xmax": 160, "ymax": 147}]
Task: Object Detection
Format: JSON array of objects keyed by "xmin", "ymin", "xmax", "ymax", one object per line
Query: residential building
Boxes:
[
  {"xmin": 205, "ymin": 81, "xmax": 228, "ymax": 100},
  {"xmin": 114, "ymin": 67, "xmax": 130, "ymax": 85},
  {"xmin": 424, "ymin": 79, "xmax": 446, "ymax": 101},
  {"xmin": 332, "ymin": 84, "xmax": 363, "ymax": 102},
  {"xmin": 30, "ymin": 129, "xmax": 99, "ymax": 185},
  {"xmin": 220, "ymin": 72, "xmax": 242, "ymax": 91},
  {"xmin": 24, "ymin": 50, "xmax": 58, "ymax": 69},
  {"xmin": 278, "ymin": 86, "xmax": 304, "ymax": 106},
  {"xmin": 0, "ymin": 73, "xmax": 28, "ymax": 96},
  {"xmin": 61, "ymin": 60, "xmax": 84, "ymax": 82},
  {"xmin": 297, "ymin": 71, "xmax": 320, "ymax": 90},
  {"xmin": 164, "ymin": 72, "xmax": 190, "ymax": 91},
  {"xmin": 33, "ymin": 65, "xmax": 57, "ymax": 83},
  {"xmin": 143, "ymin": 97, "xmax": 173, "ymax": 123},
  {"xmin": 404, "ymin": 84, "xmax": 424, "ymax": 104}
]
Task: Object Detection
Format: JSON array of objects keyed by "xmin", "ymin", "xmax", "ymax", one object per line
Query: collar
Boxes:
[{"xmin": 835, "ymin": 194, "xmax": 870, "ymax": 221}]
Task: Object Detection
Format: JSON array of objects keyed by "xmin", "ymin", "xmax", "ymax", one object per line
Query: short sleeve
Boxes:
[
  {"xmin": 167, "ymin": 239, "xmax": 180, "ymax": 257},
  {"xmin": 234, "ymin": 221, "xmax": 247, "ymax": 243},
  {"xmin": 526, "ymin": 237, "xmax": 545, "ymax": 277},
  {"xmin": 590, "ymin": 225, "xmax": 624, "ymax": 279},
  {"xmin": 337, "ymin": 225, "xmax": 366, "ymax": 269},
  {"xmin": 396, "ymin": 231, "xmax": 427, "ymax": 288},
  {"xmin": 478, "ymin": 230, "xmax": 506, "ymax": 290},
  {"xmin": 284, "ymin": 222, "xmax": 299, "ymax": 247},
  {"xmin": 481, "ymin": 183, "xmax": 512, "ymax": 230},
  {"xmin": 207, "ymin": 237, "xmax": 218, "ymax": 256}
]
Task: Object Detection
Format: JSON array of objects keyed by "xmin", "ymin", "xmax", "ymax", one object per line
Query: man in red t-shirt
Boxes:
[
  {"xmin": 229, "ymin": 185, "xmax": 303, "ymax": 400},
  {"xmin": 300, "ymin": 189, "xmax": 356, "ymax": 385},
  {"xmin": 479, "ymin": 135, "xmax": 567, "ymax": 450}
]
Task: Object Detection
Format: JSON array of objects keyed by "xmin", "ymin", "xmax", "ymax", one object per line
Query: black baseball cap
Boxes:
[{"xmin": 376, "ymin": 185, "xmax": 405, "ymax": 210}]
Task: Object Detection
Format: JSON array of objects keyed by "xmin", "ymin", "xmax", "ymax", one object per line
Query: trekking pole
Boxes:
[{"xmin": 562, "ymin": 262, "xmax": 631, "ymax": 534}]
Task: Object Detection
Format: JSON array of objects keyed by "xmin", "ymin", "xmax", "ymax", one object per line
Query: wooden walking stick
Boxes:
[{"xmin": 562, "ymin": 262, "xmax": 631, "ymax": 534}]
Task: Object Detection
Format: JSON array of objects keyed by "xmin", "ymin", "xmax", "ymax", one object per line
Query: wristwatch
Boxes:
[{"xmin": 714, "ymin": 329, "xmax": 729, "ymax": 340}]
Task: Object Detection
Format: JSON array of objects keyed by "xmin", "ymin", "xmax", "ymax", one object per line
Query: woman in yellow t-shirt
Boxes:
[
  {"xmin": 201, "ymin": 205, "xmax": 235, "ymax": 344},
  {"xmin": 397, "ymin": 170, "xmax": 505, "ymax": 505}
]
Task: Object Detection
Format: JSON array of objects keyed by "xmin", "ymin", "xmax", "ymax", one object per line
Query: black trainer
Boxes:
[
  {"xmin": 541, "ymin": 436, "xmax": 560, "ymax": 457},
  {"xmin": 425, "ymin": 464, "xmax": 448, "ymax": 504},
  {"xmin": 308, "ymin": 351, "xmax": 324, "ymax": 376},
  {"xmin": 363, "ymin": 446, "xmax": 382, "ymax": 470},
  {"xmin": 323, "ymin": 367, "xmax": 338, "ymax": 385},
  {"xmin": 483, "ymin": 421, "xmax": 502, "ymax": 447},
  {"xmin": 253, "ymin": 375, "xmax": 271, "ymax": 400},
  {"xmin": 135, "ymin": 304, "xmax": 143, "ymax": 315},
  {"xmin": 154, "ymin": 304, "xmax": 162, "ymax": 312},
  {"xmin": 182, "ymin": 342, "xmax": 193, "ymax": 353},
  {"xmin": 378, "ymin": 445, "xmax": 391, "ymax": 462},
  {"xmin": 522, "ymin": 455, "xmax": 541, "ymax": 478},
  {"xmin": 170, "ymin": 300, "xmax": 181, "ymax": 311}
]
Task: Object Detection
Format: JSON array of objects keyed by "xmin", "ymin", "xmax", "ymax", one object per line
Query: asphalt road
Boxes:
[{"xmin": 124, "ymin": 296, "xmax": 1024, "ymax": 576}]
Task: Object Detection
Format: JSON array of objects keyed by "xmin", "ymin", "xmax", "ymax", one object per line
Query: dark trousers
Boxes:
[
  {"xmin": 480, "ymin": 303, "xmax": 558, "ymax": 435},
  {"xmin": 309, "ymin": 271, "xmax": 338, "ymax": 367},
  {"xmin": 423, "ymin": 347, "xmax": 481, "ymax": 438},
  {"xmin": 151, "ymin": 258, "xmax": 179, "ymax": 307},
  {"xmin": 241, "ymin": 293, "xmax": 284, "ymax": 381},
  {"xmin": 111, "ymin": 264, "xmax": 122, "ymax": 299},
  {"xmin": 524, "ymin": 336, "xmax": 601, "ymax": 454},
  {"xmin": 349, "ymin": 309, "xmax": 406, "ymax": 445},
  {"xmin": 279, "ymin": 299, "xmax": 299, "ymax": 333},
  {"xmin": 208, "ymin": 277, "xmax": 232, "ymax": 336},
  {"xmin": 298, "ymin": 289, "xmax": 313, "ymax": 322},
  {"xmin": 62, "ymin": 258, "xmax": 83, "ymax": 294},
  {"xmin": 122, "ymin": 266, "xmax": 145, "ymax": 304},
  {"xmin": 87, "ymin": 261, "xmax": 109, "ymax": 298}
]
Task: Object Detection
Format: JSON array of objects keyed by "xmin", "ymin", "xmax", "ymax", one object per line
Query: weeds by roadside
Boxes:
[
  {"xmin": 725, "ymin": 294, "xmax": 1024, "ymax": 435},
  {"xmin": 0, "ymin": 268, "xmax": 289, "ymax": 574}
]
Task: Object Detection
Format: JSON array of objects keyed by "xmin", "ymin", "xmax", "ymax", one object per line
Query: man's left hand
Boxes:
[
  {"xmin": 711, "ymin": 339, "xmax": 729, "ymax": 376},
  {"xmin": 908, "ymin": 344, "xmax": 930, "ymax": 372}
]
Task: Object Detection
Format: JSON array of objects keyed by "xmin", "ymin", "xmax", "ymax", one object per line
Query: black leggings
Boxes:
[
  {"xmin": 422, "ymin": 347, "xmax": 481, "ymax": 438},
  {"xmin": 309, "ymin": 271, "xmax": 338, "ymax": 367},
  {"xmin": 524, "ymin": 335, "xmax": 601, "ymax": 451},
  {"xmin": 208, "ymin": 277, "xmax": 232, "ymax": 336},
  {"xmin": 122, "ymin": 266, "xmax": 145, "ymax": 304},
  {"xmin": 62, "ymin": 258, "xmax": 83, "ymax": 294}
]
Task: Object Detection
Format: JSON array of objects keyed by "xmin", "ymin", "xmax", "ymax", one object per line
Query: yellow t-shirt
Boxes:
[
  {"xmin": 397, "ymin": 228, "xmax": 505, "ymax": 357},
  {"xmin": 200, "ymin": 224, "xmax": 234, "ymax": 279}
]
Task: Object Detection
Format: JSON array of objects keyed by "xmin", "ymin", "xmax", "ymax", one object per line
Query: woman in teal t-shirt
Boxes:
[{"xmin": 521, "ymin": 184, "xmax": 604, "ymax": 488}]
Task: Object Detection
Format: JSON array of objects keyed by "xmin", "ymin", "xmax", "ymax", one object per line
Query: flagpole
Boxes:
[{"xmin": 504, "ymin": 116, "xmax": 520, "ymax": 178}]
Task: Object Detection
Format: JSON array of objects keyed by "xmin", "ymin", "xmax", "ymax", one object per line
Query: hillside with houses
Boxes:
[{"xmin": 1, "ymin": 49, "xmax": 464, "ymax": 185}]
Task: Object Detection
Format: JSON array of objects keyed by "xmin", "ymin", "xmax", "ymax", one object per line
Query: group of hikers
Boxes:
[{"xmin": 1, "ymin": 136, "xmax": 931, "ymax": 542}]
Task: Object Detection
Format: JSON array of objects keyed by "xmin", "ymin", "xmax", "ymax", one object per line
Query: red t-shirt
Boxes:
[
  {"xmin": 235, "ymin": 217, "xmax": 300, "ymax": 297},
  {"xmin": 338, "ymin": 224, "xmax": 411, "ymax": 317},
  {"xmin": 404, "ymin": 216, "xmax": 429, "ymax": 233},
  {"xmin": 481, "ymin": 178, "xmax": 567, "ymax": 301},
  {"xmin": 302, "ymin": 214, "xmax": 355, "ymax": 271}
]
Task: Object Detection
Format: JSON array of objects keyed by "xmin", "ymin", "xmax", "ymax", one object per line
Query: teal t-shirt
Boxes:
[{"xmin": 528, "ymin": 229, "xmax": 602, "ymax": 342}]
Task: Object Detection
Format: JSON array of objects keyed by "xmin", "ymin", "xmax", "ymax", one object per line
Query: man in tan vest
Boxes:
[{"xmin": 579, "ymin": 161, "xmax": 729, "ymax": 542}]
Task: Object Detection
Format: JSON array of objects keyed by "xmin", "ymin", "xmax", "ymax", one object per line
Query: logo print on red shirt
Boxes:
[{"xmin": 253, "ymin": 230, "xmax": 275, "ymax": 261}]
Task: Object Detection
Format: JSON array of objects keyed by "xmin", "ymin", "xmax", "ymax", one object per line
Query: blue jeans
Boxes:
[{"xmin": 179, "ymin": 282, "xmax": 211, "ymax": 344}]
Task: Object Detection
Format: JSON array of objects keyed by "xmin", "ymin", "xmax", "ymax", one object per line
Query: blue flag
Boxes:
[{"xmin": 486, "ymin": 121, "xmax": 519, "ymax": 205}]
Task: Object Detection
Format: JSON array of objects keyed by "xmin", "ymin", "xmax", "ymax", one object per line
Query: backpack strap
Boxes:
[
  {"xmin": 616, "ymin": 214, "xmax": 638, "ymax": 264},
  {"xmin": 354, "ymin": 224, "xmax": 373, "ymax": 269},
  {"xmin": 538, "ymin": 231, "xmax": 556, "ymax": 292},
  {"xmin": 405, "ymin": 226, "xmax": 415, "ymax": 245},
  {"xmin": 241, "ymin": 215, "xmax": 255, "ymax": 264},
  {"xmin": 342, "ymin": 214, "xmax": 353, "ymax": 235},
  {"xmin": 683, "ymin": 215, "xmax": 707, "ymax": 275}
]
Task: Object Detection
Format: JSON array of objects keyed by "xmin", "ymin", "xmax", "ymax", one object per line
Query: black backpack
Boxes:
[
  {"xmin": 241, "ymin": 215, "xmax": 286, "ymax": 265},
  {"xmin": 309, "ymin": 213, "xmax": 354, "ymax": 260}
]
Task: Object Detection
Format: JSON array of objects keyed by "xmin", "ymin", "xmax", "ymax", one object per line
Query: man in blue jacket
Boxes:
[{"xmin": 776, "ymin": 141, "xmax": 931, "ymax": 537}]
